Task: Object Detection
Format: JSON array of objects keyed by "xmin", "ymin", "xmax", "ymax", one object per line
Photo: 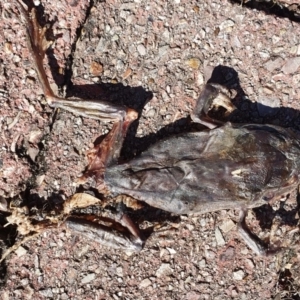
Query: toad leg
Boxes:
[
  {"xmin": 237, "ymin": 209, "xmax": 282, "ymax": 256},
  {"xmin": 16, "ymin": 1, "xmax": 138, "ymax": 185},
  {"xmin": 65, "ymin": 216, "xmax": 143, "ymax": 252}
]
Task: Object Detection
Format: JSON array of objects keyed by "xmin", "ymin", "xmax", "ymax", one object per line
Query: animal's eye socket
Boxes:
[{"xmin": 262, "ymin": 193, "xmax": 274, "ymax": 201}]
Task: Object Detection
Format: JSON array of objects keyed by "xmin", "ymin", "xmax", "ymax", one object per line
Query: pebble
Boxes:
[
  {"xmin": 204, "ymin": 249, "xmax": 216, "ymax": 260},
  {"xmin": 281, "ymin": 57, "xmax": 300, "ymax": 74},
  {"xmin": 186, "ymin": 57, "xmax": 201, "ymax": 69},
  {"xmin": 146, "ymin": 108, "xmax": 156, "ymax": 118},
  {"xmin": 166, "ymin": 247, "xmax": 177, "ymax": 255},
  {"xmin": 39, "ymin": 289, "xmax": 53, "ymax": 298},
  {"xmin": 264, "ymin": 57, "xmax": 284, "ymax": 72},
  {"xmin": 220, "ymin": 246, "xmax": 235, "ymax": 261},
  {"xmin": 15, "ymin": 246, "xmax": 27, "ymax": 257},
  {"xmin": 139, "ymin": 278, "xmax": 152, "ymax": 288},
  {"xmin": 137, "ymin": 44, "xmax": 146, "ymax": 56},
  {"xmin": 116, "ymin": 267, "xmax": 123, "ymax": 277},
  {"xmin": 1, "ymin": 291, "xmax": 9, "ymax": 300},
  {"xmin": 156, "ymin": 263, "xmax": 173, "ymax": 278},
  {"xmin": 122, "ymin": 68, "xmax": 132, "ymax": 79},
  {"xmin": 231, "ymin": 35, "xmax": 241, "ymax": 48},
  {"xmin": 215, "ymin": 227, "xmax": 225, "ymax": 246},
  {"xmin": 197, "ymin": 72, "xmax": 204, "ymax": 85},
  {"xmin": 219, "ymin": 19, "xmax": 235, "ymax": 30},
  {"xmin": 61, "ymin": 293, "xmax": 69, "ymax": 300},
  {"xmin": 158, "ymin": 45, "xmax": 169, "ymax": 58},
  {"xmin": 96, "ymin": 37, "xmax": 108, "ymax": 53},
  {"xmin": 67, "ymin": 268, "xmax": 78, "ymax": 284},
  {"xmin": 199, "ymin": 259, "xmax": 206, "ymax": 268},
  {"xmin": 199, "ymin": 218, "xmax": 206, "ymax": 227},
  {"xmin": 219, "ymin": 219, "xmax": 235, "ymax": 233},
  {"xmin": 81, "ymin": 273, "xmax": 96, "ymax": 284},
  {"xmin": 116, "ymin": 60, "xmax": 125, "ymax": 71},
  {"xmin": 90, "ymin": 61, "xmax": 103, "ymax": 76},
  {"xmin": 233, "ymin": 270, "xmax": 245, "ymax": 281},
  {"xmin": 245, "ymin": 258, "xmax": 255, "ymax": 270}
]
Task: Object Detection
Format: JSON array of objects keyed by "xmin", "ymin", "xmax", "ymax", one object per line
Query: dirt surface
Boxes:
[{"xmin": 1, "ymin": 0, "xmax": 300, "ymax": 299}]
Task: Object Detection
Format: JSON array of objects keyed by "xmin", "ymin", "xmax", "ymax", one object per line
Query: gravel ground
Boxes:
[{"xmin": 1, "ymin": 0, "xmax": 300, "ymax": 299}]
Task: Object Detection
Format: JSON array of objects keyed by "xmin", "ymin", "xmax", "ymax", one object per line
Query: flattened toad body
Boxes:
[{"xmin": 105, "ymin": 123, "xmax": 300, "ymax": 215}]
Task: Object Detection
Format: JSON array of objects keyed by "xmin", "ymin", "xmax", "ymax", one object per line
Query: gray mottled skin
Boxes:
[{"xmin": 105, "ymin": 123, "xmax": 300, "ymax": 215}]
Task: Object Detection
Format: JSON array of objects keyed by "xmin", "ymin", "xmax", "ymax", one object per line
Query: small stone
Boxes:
[
  {"xmin": 156, "ymin": 263, "xmax": 173, "ymax": 277},
  {"xmin": 61, "ymin": 294, "xmax": 69, "ymax": 300},
  {"xmin": 81, "ymin": 273, "xmax": 96, "ymax": 284},
  {"xmin": 137, "ymin": 44, "xmax": 146, "ymax": 56},
  {"xmin": 67, "ymin": 267, "xmax": 78, "ymax": 284},
  {"xmin": 146, "ymin": 108, "xmax": 156, "ymax": 118},
  {"xmin": 219, "ymin": 219, "xmax": 235, "ymax": 233},
  {"xmin": 262, "ymin": 87, "xmax": 274, "ymax": 95},
  {"xmin": 39, "ymin": 289, "xmax": 53, "ymax": 298},
  {"xmin": 259, "ymin": 51, "xmax": 270, "ymax": 59},
  {"xmin": 15, "ymin": 246, "xmax": 27, "ymax": 257},
  {"xmin": 167, "ymin": 247, "xmax": 177, "ymax": 255},
  {"xmin": 245, "ymin": 258, "xmax": 255, "ymax": 269},
  {"xmin": 116, "ymin": 60, "xmax": 125, "ymax": 71},
  {"xmin": 272, "ymin": 35, "xmax": 280, "ymax": 44},
  {"xmin": 27, "ymin": 147, "xmax": 39, "ymax": 162},
  {"xmin": 289, "ymin": 45, "xmax": 300, "ymax": 55},
  {"xmin": 199, "ymin": 259, "xmax": 206, "ymax": 268},
  {"xmin": 52, "ymin": 288, "xmax": 59, "ymax": 294},
  {"xmin": 281, "ymin": 57, "xmax": 300, "ymax": 74},
  {"xmin": 197, "ymin": 72, "xmax": 204, "ymax": 85},
  {"xmin": 219, "ymin": 19, "xmax": 235, "ymax": 31},
  {"xmin": 199, "ymin": 218, "xmax": 206, "ymax": 227},
  {"xmin": 264, "ymin": 57, "xmax": 284, "ymax": 72},
  {"xmin": 116, "ymin": 267, "xmax": 123, "ymax": 277},
  {"xmin": 96, "ymin": 37, "xmax": 108, "ymax": 53},
  {"xmin": 111, "ymin": 34, "xmax": 119, "ymax": 41},
  {"xmin": 231, "ymin": 289, "xmax": 238, "ymax": 297},
  {"xmin": 233, "ymin": 270, "xmax": 245, "ymax": 281},
  {"xmin": 186, "ymin": 58, "xmax": 201, "ymax": 69},
  {"xmin": 139, "ymin": 278, "xmax": 152, "ymax": 288},
  {"xmin": 186, "ymin": 224, "xmax": 194, "ymax": 231},
  {"xmin": 90, "ymin": 61, "xmax": 103, "ymax": 76},
  {"xmin": 240, "ymin": 248, "xmax": 249, "ymax": 255},
  {"xmin": 122, "ymin": 68, "xmax": 132, "ymax": 79},
  {"xmin": 21, "ymin": 278, "xmax": 29, "ymax": 286},
  {"xmin": 158, "ymin": 45, "xmax": 169, "ymax": 57},
  {"xmin": 4, "ymin": 42, "xmax": 12, "ymax": 54},
  {"xmin": 215, "ymin": 227, "xmax": 225, "ymax": 246},
  {"xmin": 13, "ymin": 55, "xmax": 21, "ymax": 63},
  {"xmin": 0, "ymin": 198, "xmax": 8, "ymax": 211},
  {"xmin": 186, "ymin": 291, "xmax": 201, "ymax": 300},
  {"xmin": 28, "ymin": 129, "xmax": 43, "ymax": 144},
  {"xmin": 204, "ymin": 249, "xmax": 216, "ymax": 260},
  {"xmin": 231, "ymin": 36, "xmax": 241, "ymax": 48},
  {"xmin": 220, "ymin": 246, "xmax": 235, "ymax": 261}
]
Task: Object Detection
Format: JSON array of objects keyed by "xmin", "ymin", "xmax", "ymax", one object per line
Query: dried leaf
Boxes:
[{"xmin": 63, "ymin": 193, "xmax": 101, "ymax": 214}]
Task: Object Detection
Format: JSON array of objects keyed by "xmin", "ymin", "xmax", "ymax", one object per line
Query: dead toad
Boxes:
[{"xmin": 2, "ymin": 0, "xmax": 300, "ymax": 259}]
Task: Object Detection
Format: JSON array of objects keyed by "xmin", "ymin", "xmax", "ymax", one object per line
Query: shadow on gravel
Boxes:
[{"xmin": 230, "ymin": 0, "xmax": 300, "ymax": 23}]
